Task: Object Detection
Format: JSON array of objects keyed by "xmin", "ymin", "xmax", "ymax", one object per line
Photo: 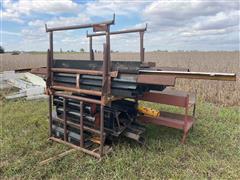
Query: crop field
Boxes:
[{"xmin": 2, "ymin": 51, "xmax": 239, "ymax": 105}]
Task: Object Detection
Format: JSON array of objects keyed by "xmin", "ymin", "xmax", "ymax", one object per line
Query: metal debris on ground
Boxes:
[{"xmin": 0, "ymin": 71, "xmax": 47, "ymax": 100}]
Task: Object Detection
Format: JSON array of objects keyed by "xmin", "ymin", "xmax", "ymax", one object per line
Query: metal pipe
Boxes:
[
  {"xmin": 48, "ymin": 95, "xmax": 53, "ymax": 137},
  {"xmin": 80, "ymin": 101, "xmax": 84, "ymax": 147},
  {"xmin": 51, "ymin": 68, "xmax": 118, "ymax": 77},
  {"xmin": 54, "ymin": 92, "xmax": 102, "ymax": 105},
  {"xmin": 100, "ymin": 105, "xmax": 104, "ymax": 157},
  {"xmin": 46, "ymin": 17, "xmax": 115, "ymax": 32},
  {"xmin": 140, "ymin": 31, "xmax": 144, "ymax": 63},
  {"xmin": 46, "ymin": 50, "xmax": 51, "ymax": 87},
  {"xmin": 49, "ymin": 137, "xmax": 101, "ymax": 158},
  {"xmin": 86, "ymin": 26, "xmax": 147, "ymax": 37},
  {"xmin": 139, "ymin": 70, "xmax": 237, "ymax": 81},
  {"xmin": 52, "ymin": 85, "xmax": 102, "ymax": 96},
  {"xmin": 63, "ymin": 98, "xmax": 67, "ymax": 141},
  {"xmin": 49, "ymin": 32, "xmax": 53, "ymax": 86},
  {"xmin": 89, "ymin": 36, "xmax": 94, "ymax": 60}
]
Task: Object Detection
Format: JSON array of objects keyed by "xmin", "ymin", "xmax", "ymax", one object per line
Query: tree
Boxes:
[
  {"xmin": 0, "ymin": 46, "xmax": 5, "ymax": 53},
  {"xmin": 80, "ymin": 48, "xmax": 85, "ymax": 52}
]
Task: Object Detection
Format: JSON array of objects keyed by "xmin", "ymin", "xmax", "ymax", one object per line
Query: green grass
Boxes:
[{"xmin": 1, "ymin": 99, "xmax": 239, "ymax": 179}]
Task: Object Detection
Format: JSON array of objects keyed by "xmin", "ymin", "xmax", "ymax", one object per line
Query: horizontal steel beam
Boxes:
[
  {"xmin": 46, "ymin": 15, "xmax": 115, "ymax": 32},
  {"xmin": 52, "ymin": 85, "xmax": 102, "ymax": 96},
  {"xmin": 51, "ymin": 68, "xmax": 118, "ymax": 77},
  {"xmin": 86, "ymin": 25, "xmax": 147, "ymax": 37},
  {"xmin": 139, "ymin": 70, "xmax": 237, "ymax": 81},
  {"xmin": 54, "ymin": 92, "xmax": 102, "ymax": 104}
]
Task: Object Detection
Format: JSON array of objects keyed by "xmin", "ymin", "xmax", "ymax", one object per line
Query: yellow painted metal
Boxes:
[
  {"xmin": 138, "ymin": 106, "xmax": 160, "ymax": 117},
  {"xmin": 90, "ymin": 136, "xmax": 101, "ymax": 144}
]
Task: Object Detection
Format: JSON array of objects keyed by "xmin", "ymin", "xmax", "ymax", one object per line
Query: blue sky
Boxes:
[{"xmin": 1, "ymin": 0, "xmax": 239, "ymax": 52}]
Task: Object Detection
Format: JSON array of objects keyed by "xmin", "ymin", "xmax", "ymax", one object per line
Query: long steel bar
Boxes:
[
  {"xmin": 140, "ymin": 31, "xmax": 144, "ymax": 63},
  {"xmin": 54, "ymin": 92, "xmax": 102, "ymax": 105},
  {"xmin": 100, "ymin": 105, "xmax": 104, "ymax": 156},
  {"xmin": 87, "ymin": 27, "xmax": 146, "ymax": 37},
  {"xmin": 49, "ymin": 32, "xmax": 53, "ymax": 86},
  {"xmin": 48, "ymin": 32, "xmax": 54, "ymax": 137},
  {"xmin": 87, "ymin": 26, "xmax": 146, "ymax": 63},
  {"xmin": 139, "ymin": 70, "xmax": 236, "ymax": 81},
  {"xmin": 48, "ymin": 96, "xmax": 53, "ymax": 137},
  {"xmin": 89, "ymin": 36, "xmax": 94, "ymax": 60},
  {"xmin": 80, "ymin": 101, "xmax": 84, "ymax": 147},
  {"xmin": 52, "ymin": 85, "xmax": 102, "ymax": 96},
  {"xmin": 51, "ymin": 68, "xmax": 118, "ymax": 77},
  {"xmin": 63, "ymin": 98, "xmax": 67, "ymax": 141},
  {"xmin": 49, "ymin": 137, "xmax": 101, "ymax": 158},
  {"xmin": 46, "ymin": 18, "xmax": 115, "ymax": 32}
]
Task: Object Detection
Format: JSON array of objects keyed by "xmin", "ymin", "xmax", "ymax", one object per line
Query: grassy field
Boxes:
[{"xmin": 1, "ymin": 99, "xmax": 239, "ymax": 179}]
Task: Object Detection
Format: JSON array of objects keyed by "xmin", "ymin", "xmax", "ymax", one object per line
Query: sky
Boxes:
[{"xmin": 1, "ymin": 0, "xmax": 239, "ymax": 52}]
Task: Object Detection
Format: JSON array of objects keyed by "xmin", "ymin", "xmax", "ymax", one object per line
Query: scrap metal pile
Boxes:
[{"xmin": 45, "ymin": 15, "xmax": 236, "ymax": 158}]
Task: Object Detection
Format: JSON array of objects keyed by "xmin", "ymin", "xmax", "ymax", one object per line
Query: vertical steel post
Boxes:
[
  {"xmin": 49, "ymin": 32, "xmax": 53, "ymax": 86},
  {"xmin": 100, "ymin": 105, "xmax": 104, "ymax": 156},
  {"xmin": 80, "ymin": 101, "xmax": 84, "ymax": 147},
  {"xmin": 48, "ymin": 32, "xmax": 54, "ymax": 137},
  {"xmin": 140, "ymin": 31, "xmax": 144, "ymax": 63},
  {"xmin": 63, "ymin": 98, "xmax": 67, "ymax": 141},
  {"xmin": 48, "ymin": 95, "xmax": 52, "ymax": 137},
  {"xmin": 47, "ymin": 49, "xmax": 52, "ymax": 137},
  {"xmin": 89, "ymin": 36, "xmax": 94, "ymax": 61}
]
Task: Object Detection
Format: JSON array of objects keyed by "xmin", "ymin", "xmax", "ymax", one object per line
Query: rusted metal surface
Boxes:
[
  {"xmin": 45, "ymin": 16, "xmax": 237, "ymax": 158},
  {"xmin": 52, "ymin": 115, "xmax": 103, "ymax": 135},
  {"xmin": 86, "ymin": 26, "xmax": 147, "ymax": 37},
  {"xmin": 63, "ymin": 98, "xmax": 67, "ymax": 141},
  {"xmin": 45, "ymin": 15, "xmax": 115, "ymax": 32},
  {"xmin": 140, "ymin": 31, "xmax": 144, "ymax": 63},
  {"xmin": 52, "ymin": 85, "xmax": 102, "ymax": 96},
  {"xmin": 51, "ymin": 68, "xmax": 118, "ymax": 77},
  {"xmin": 49, "ymin": 137, "xmax": 101, "ymax": 158},
  {"xmin": 30, "ymin": 67, "xmax": 47, "ymax": 75},
  {"xmin": 80, "ymin": 102, "xmax": 84, "ymax": 147},
  {"xmin": 137, "ymin": 75, "xmax": 176, "ymax": 86},
  {"xmin": 138, "ymin": 91, "xmax": 188, "ymax": 107},
  {"xmin": 139, "ymin": 70, "xmax": 237, "ymax": 81},
  {"xmin": 54, "ymin": 92, "xmax": 102, "ymax": 105},
  {"xmin": 87, "ymin": 26, "xmax": 147, "ymax": 63}
]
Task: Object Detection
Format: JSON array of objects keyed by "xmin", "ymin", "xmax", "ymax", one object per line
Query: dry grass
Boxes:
[{"xmin": 1, "ymin": 52, "xmax": 239, "ymax": 105}]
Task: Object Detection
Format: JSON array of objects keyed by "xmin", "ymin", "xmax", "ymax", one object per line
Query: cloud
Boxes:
[
  {"xmin": 193, "ymin": 11, "xmax": 239, "ymax": 31},
  {"xmin": 2, "ymin": 0, "xmax": 239, "ymax": 51},
  {"xmin": 28, "ymin": 14, "xmax": 90, "ymax": 29},
  {"xmin": 85, "ymin": 0, "xmax": 146, "ymax": 17},
  {"xmin": 1, "ymin": 30, "xmax": 21, "ymax": 36},
  {"xmin": 2, "ymin": 0, "xmax": 80, "ymax": 23},
  {"xmin": 143, "ymin": 1, "xmax": 239, "ymax": 30}
]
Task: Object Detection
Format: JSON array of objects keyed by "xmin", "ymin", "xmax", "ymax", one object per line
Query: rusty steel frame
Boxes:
[
  {"xmin": 87, "ymin": 25, "xmax": 147, "ymax": 63},
  {"xmin": 45, "ymin": 16, "xmax": 237, "ymax": 157},
  {"xmin": 46, "ymin": 17, "xmax": 115, "ymax": 158}
]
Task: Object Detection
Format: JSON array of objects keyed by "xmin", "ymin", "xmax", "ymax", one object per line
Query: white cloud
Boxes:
[
  {"xmin": 2, "ymin": 0, "xmax": 239, "ymax": 51},
  {"xmin": 28, "ymin": 14, "xmax": 90, "ymax": 28},
  {"xmin": 1, "ymin": 30, "xmax": 21, "ymax": 36},
  {"xmin": 193, "ymin": 11, "xmax": 239, "ymax": 31},
  {"xmin": 85, "ymin": 0, "xmax": 146, "ymax": 16},
  {"xmin": 2, "ymin": 0, "xmax": 80, "ymax": 23},
  {"xmin": 143, "ymin": 1, "xmax": 239, "ymax": 29}
]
